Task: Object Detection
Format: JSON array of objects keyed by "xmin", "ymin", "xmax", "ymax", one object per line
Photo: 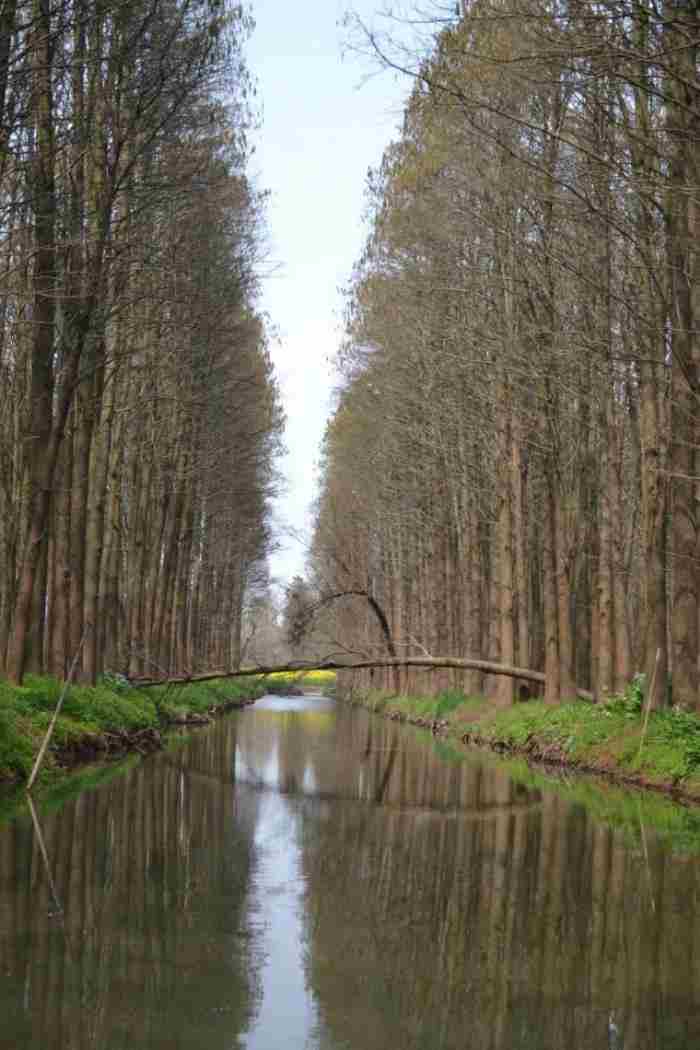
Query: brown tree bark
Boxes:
[
  {"xmin": 555, "ymin": 491, "xmax": 575, "ymax": 700},
  {"xmin": 543, "ymin": 477, "xmax": 561, "ymax": 705},
  {"xmin": 494, "ymin": 427, "xmax": 515, "ymax": 707},
  {"xmin": 667, "ymin": 0, "xmax": 700, "ymax": 710},
  {"xmin": 639, "ymin": 357, "xmax": 669, "ymax": 709},
  {"xmin": 597, "ymin": 413, "xmax": 615, "ymax": 699},
  {"xmin": 83, "ymin": 351, "xmax": 109, "ymax": 683},
  {"xmin": 7, "ymin": 0, "xmax": 57, "ymax": 683}
]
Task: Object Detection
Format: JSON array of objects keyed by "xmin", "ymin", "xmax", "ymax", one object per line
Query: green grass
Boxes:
[
  {"xmin": 467, "ymin": 688, "xmax": 700, "ymax": 786},
  {"xmin": 356, "ymin": 688, "xmax": 485, "ymax": 722},
  {"xmin": 149, "ymin": 676, "xmax": 263, "ymax": 721},
  {"xmin": 473, "ymin": 698, "xmax": 631, "ymax": 753},
  {"xmin": 0, "ymin": 673, "xmax": 265, "ymax": 788}
]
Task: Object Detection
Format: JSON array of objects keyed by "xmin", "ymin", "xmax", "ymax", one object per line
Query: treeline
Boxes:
[
  {"xmin": 0, "ymin": 1, "xmax": 283, "ymax": 684},
  {"xmin": 312, "ymin": 0, "xmax": 700, "ymax": 709}
]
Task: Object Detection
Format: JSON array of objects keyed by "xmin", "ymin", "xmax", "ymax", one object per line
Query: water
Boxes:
[{"xmin": 1, "ymin": 694, "xmax": 699, "ymax": 1049}]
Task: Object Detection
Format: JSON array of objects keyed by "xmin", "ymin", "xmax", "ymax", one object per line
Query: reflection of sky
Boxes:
[
  {"xmin": 246, "ymin": 2, "xmax": 408, "ymax": 584},
  {"xmin": 237, "ymin": 697, "xmax": 332, "ymax": 1048},
  {"xmin": 241, "ymin": 790, "xmax": 318, "ymax": 1050}
]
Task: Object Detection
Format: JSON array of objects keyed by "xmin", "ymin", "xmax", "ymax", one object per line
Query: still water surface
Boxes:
[{"xmin": 1, "ymin": 695, "xmax": 700, "ymax": 1049}]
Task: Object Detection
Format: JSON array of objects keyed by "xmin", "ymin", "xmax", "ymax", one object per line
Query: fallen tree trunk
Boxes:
[{"xmin": 130, "ymin": 657, "xmax": 593, "ymax": 701}]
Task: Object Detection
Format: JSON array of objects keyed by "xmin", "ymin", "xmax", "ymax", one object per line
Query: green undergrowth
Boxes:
[
  {"xmin": 360, "ymin": 688, "xmax": 486, "ymax": 722},
  {"xmin": 0, "ymin": 673, "xmax": 264, "ymax": 787},
  {"xmin": 350, "ymin": 682, "xmax": 700, "ymax": 799},
  {"xmin": 148, "ymin": 676, "xmax": 264, "ymax": 721},
  {"xmin": 469, "ymin": 688, "xmax": 700, "ymax": 788}
]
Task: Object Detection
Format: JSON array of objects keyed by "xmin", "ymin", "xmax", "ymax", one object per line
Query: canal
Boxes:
[{"xmin": 1, "ymin": 694, "xmax": 699, "ymax": 1049}]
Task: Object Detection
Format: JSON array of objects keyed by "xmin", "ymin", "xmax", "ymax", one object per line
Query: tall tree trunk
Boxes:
[
  {"xmin": 25, "ymin": 531, "xmax": 48, "ymax": 673},
  {"xmin": 611, "ymin": 429, "xmax": 632, "ymax": 691},
  {"xmin": 49, "ymin": 442, "xmax": 71, "ymax": 678},
  {"xmin": 128, "ymin": 452, "xmax": 152, "ymax": 676},
  {"xmin": 554, "ymin": 491, "xmax": 575, "ymax": 699},
  {"xmin": 543, "ymin": 478, "xmax": 560, "ymax": 704},
  {"xmin": 69, "ymin": 393, "xmax": 91, "ymax": 674},
  {"xmin": 7, "ymin": 0, "xmax": 57, "ymax": 683},
  {"xmin": 513, "ymin": 437, "xmax": 529, "ymax": 675},
  {"xmin": 495, "ymin": 422, "xmax": 515, "ymax": 707},
  {"xmin": 98, "ymin": 406, "xmax": 124, "ymax": 672},
  {"xmin": 82, "ymin": 348, "xmax": 109, "ymax": 683},
  {"xmin": 640, "ymin": 358, "xmax": 669, "ymax": 708},
  {"xmin": 153, "ymin": 483, "xmax": 186, "ymax": 668},
  {"xmin": 597, "ymin": 415, "xmax": 615, "ymax": 699},
  {"xmin": 667, "ymin": 0, "xmax": 700, "ymax": 710}
]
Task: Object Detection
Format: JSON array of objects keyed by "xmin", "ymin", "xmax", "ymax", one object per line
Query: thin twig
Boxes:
[
  {"xmin": 26, "ymin": 627, "xmax": 89, "ymax": 793},
  {"xmin": 27, "ymin": 794, "xmax": 63, "ymax": 916},
  {"xmin": 636, "ymin": 798, "xmax": 656, "ymax": 915},
  {"xmin": 637, "ymin": 647, "xmax": 661, "ymax": 765}
]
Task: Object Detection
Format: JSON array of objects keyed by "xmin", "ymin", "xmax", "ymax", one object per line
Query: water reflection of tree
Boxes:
[
  {"xmin": 295, "ymin": 716, "xmax": 700, "ymax": 1050},
  {"xmin": 0, "ymin": 720, "xmax": 261, "ymax": 1050}
]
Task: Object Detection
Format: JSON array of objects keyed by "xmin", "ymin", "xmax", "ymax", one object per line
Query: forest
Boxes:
[
  {"xmin": 308, "ymin": 0, "xmax": 700, "ymax": 712},
  {"xmin": 0, "ymin": 0, "xmax": 283, "ymax": 687},
  {"xmin": 1, "ymin": 0, "xmax": 699, "ymax": 720},
  {"xmin": 2, "ymin": 7, "xmax": 700, "ymax": 1042}
]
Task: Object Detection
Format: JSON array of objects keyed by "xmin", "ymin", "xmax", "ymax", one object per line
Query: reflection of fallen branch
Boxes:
[
  {"xmin": 232, "ymin": 777, "xmax": 542, "ymax": 819},
  {"xmin": 161, "ymin": 755, "xmax": 234, "ymax": 789},
  {"xmin": 636, "ymin": 798, "xmax": 656, "ymax": 914},
  {"xmin": 388, "ymin": 799, "xmax": 542, "ymax": 822},
  {"xmin": 27, "ymin": 797, "xmax": 75, "ymax": 959},
  {"xmin": 27, "ymin": 794, "xmax": 62, "ymax": 916}
]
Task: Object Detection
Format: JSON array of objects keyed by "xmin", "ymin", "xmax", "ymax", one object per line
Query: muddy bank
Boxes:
[
  {"xmin": 50, "ymin": 694, "xmax": 260, "ymax": 772},
  {"xmin": 459, "ymin": 728, "xmax": 700, "ymax": 807}
]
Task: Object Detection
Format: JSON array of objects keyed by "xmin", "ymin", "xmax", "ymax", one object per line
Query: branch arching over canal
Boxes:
[{"xmin": 130, "ymin": 656, "xmax": 593, "ymax": 701}]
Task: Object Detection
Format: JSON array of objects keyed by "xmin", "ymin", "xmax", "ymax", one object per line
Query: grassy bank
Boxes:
[
  {"xmin": 349, "ymin": 684, "xmax": 700, "ymax": 803},
  {"xmin": 0, "ymin": 673, "xmax": 266, "ymax": 788}
]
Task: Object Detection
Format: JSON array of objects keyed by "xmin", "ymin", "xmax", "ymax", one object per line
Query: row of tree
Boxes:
[
  {"xmin": 0, "ymin": 0, "xmax": 283, "ymax": 684},
  {"xmin": 309, "ymin": 0, "xmax": 700, "ymax": 709}
]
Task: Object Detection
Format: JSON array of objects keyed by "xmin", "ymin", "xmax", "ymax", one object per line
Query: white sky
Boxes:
[{"xmin": 246, "ymin": 2, "xmax": 408, "ymax": 588}]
